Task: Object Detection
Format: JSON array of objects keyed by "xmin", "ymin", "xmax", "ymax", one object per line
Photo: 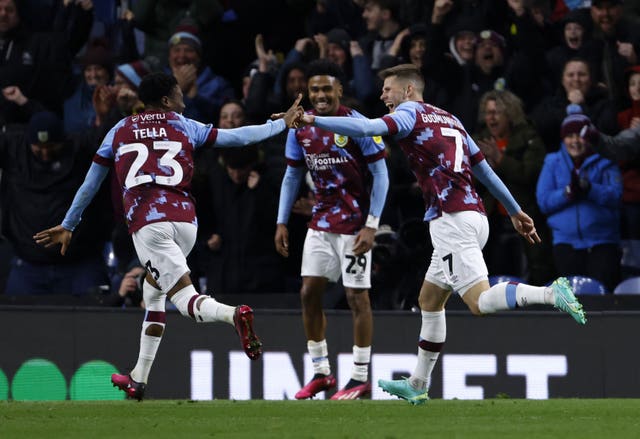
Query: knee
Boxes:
[
  {"xmin": 300, "ymin": 285, "xmax": 322, "ymax": 309},
  {"xmin": 346, "ymin": 289, "xmax": 371, "ymax": 313},
  {"xmin": 145, "ymin": 323, "xmax": 164, "ymax": 337}
]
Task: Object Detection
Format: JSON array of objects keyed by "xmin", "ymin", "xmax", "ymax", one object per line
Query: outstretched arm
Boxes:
[
  {"xmin": 33, "ymin": 162, "xmax": 110, "ymax": 255},
  {"xmin": 216, "ymin": 94, "xmax": 304, "ymax": 147},
  {"xmin": 300, "ymin": 114, "xmax": 390, "ymax": 138}
]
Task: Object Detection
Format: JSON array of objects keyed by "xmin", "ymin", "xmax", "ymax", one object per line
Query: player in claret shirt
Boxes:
[
  {"xmin": 34, "ymin": 72, "xmax": 303, "ymax": 401},
  {"xmin": 293, "ymin": 63, "xmax": 586, "ymax": 405},
  {"xmin": 275, "ymin": 59, "xmax": 389, "ymax": 400}
]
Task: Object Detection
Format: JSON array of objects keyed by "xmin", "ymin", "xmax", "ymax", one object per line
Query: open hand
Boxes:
[{"xmin": 33, "ymin": 225, "xmax": 73, "ymax": 255}]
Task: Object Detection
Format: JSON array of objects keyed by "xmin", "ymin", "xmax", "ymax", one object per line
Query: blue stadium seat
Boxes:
[
  {"xmin": 613, "ymin": 277, "xmax": 640, "ymax": 295},
  {"xmin": 566, "ymin": 275, "xmax": 607, "ymax": 295},
  {"xmin": 488, "ymin": 275, "xmax": 525, "ymax": 286}
]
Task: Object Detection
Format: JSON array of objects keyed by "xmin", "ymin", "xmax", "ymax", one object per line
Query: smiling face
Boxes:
[
  {"xmin": 562, "ymin": 60, "xmax": 591, "ymax": 96},
  {"xmin": 83, "ymin": 64, "xmax": 110, "ymax": 87},
  {"xmin": 591, "ymin": 2, "xmax": 622, "ymax": 36},
  {"xmin": 218, "ymin": 102, "xmax": 246, "ymax": 128},
  {"xmin": 564, "ymin": 133, "xmax": 589, "ymax": 158},
  {"xmin": 168, "ymin": 43, "xmax": 200, "ymax": 69},
  {"xmin": 308, "ymin": 75, "xmax": 342, "ymax": 115},
  {"xmin": 455, "ymin": 32, "xmax": 476, "ymax": 63}
]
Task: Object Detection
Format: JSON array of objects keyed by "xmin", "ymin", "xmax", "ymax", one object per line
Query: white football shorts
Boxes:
[
  {"xmin": 301, "ymin": 229, "xmax": 372, "ymax": 289},
  {"xmin": 425, "ymin": 211, "xmax": 489, "ymax": 296},
  {"xmin": 132, "ymin": 221, "xmax": 197, "ymax": 292}
]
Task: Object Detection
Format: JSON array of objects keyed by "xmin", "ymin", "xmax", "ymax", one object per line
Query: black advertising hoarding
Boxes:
[{"xmin": 0, "ymin": 307, "xmax": 638, "ymax": 400}]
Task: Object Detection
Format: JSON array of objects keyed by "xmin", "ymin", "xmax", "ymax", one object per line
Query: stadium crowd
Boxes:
[{"xmin": 1, "ymin": 0, "xmax": 639, "ymax": 305}]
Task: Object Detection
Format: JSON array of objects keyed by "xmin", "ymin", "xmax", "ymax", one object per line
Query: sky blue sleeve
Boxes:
[
  {"xmin": 61, "ymin": 163, "xmax": 110, "ymax": 231},
  {"xmin": 472, "ymin": 160, "xmax": 521, "ymax": 215},
  {"xmin": 313, "ymin": 116, "xmax": 389, "ymax": 137},
  {"xmin": 180, "ymin": 116, "xmax": 214, "ymax": 147},
  {"xmin": 215, "ymin": 119, "xmax": 286, "ymax": 147},
  {"xmin": 367, "ymin": 159, "xmax": 389, "ymax": 218},
  {"xmin": 277, "ymin": 166, "xmax": 305, "ymax": 224},
  {"xmin": 284, "ymin": 128, "xmax": 304, "ymax": 161}
]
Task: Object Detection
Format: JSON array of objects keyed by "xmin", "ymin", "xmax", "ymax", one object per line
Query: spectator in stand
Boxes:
[
  {"xmin": 314, "ymin": 27, "xmax": 376, "ymax": 112},
  {"xmin": 379, "ymin": 23, "xmax": 448, "ymax": 109},
  {"xmin": 536, "ymin": 105, "xmax": 622, "ymax": 291},
  {"xmin": 582, "ymin": 0, "xmax": 640, "ymax": 109},
  {"xmin": 131, "ymin": 0, "xmax": 223, "ymax": 70},
  {"xmin": 244, "ymin": 34, "xmax": 309, "ymax": 124},
  {"xmin": 359, "ymin": 0, "xmax": 403, "ymax": 72},
  {"xmin": 166, "ymin": 18, "xmax": 235, "ymax": 123},
  {"xmin": 530, "ymin": 57, "xmax": 618, "ymax": 152},
  {"xmin": 614, "ymin": 66, "xmax": 640, "ymax": 277},
  {"xmin": 545, "ymin": 9, "xmax": 592, "ymax": 89},
  {"xmin": 196, "ymin": 144, "xmax": 285, "ymax": 295},
  {"xmin": 473, "ymin": 89, "xmax": 555, "ymax": 285},
  {"xmin": 358, "ymin": 0, "xmax": 404, "ymax": 115},
  {"xmin": 63, "ymin": 38, "xmax": 114, "ymax": 135},
  {"xmin": 0, "ymin": 111, "xmax": 112, "ymax": 296},
  {"xmin": 0, "ymin": 0, "xmax": 73, "ymax": 124}
]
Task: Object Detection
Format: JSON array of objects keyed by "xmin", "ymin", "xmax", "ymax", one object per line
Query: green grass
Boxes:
[{"xmin": 1, "ymin": 399, "xmax": 639, "ymax": 439}]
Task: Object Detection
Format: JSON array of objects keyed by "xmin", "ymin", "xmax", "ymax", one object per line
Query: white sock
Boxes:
[
  {"xmin": 478, "ymin": 281, "xmax": 551, "ymax": 314},
  {"xmin": 130, "ymin": 322, "xmax": 162, "ymax": 383},
  {"xmin": 131, "ymin": 280, "xmax": 165, "ymax": 383},
  {"xmin": 410, "ymin": 310, "xmax": 445, "ymax": 391},
  {"xmin": 308, "ymin": 339, "xmax": 330, "ymax": 376},
  {"xmin": 352, "ymin": 345, "xmax": 371, "ymax": 382},
  {"xmin": 170, "ymin": 285, "xmax": 235, "ymax": 324}
]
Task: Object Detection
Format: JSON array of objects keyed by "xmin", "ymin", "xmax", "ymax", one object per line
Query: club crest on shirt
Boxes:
[{"xmin": 334, "ymin": 134, "xmax": 349, "ymax": 148}]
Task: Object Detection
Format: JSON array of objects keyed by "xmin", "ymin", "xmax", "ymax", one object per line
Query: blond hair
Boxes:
[{"xmin": 477, "ymin": 89, "xmax": 526, "ymax": 126}]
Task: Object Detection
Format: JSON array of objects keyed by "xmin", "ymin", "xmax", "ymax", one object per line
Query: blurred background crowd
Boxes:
[{"xmin": 0, "ymin": 0, "xmax": 639, "ymax": 308}]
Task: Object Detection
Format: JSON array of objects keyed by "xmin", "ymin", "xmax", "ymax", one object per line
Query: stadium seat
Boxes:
[
  {"xmin": 613, "ymin": 277, "xmax": 640, "ymax": 295},
  {"xmin": 566, "ymin": 275, "xmax": 607, "ymax": 295},
  {"xmin": 488, "ymin": 275, "xmax": 525, "ymax": 286}
]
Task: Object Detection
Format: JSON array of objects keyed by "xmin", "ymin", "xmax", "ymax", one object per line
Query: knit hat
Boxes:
[
  {"xmin": 81, "ymin": 38, "xmax": 114, "ymax": 75},
  {"xmin": 168, "ymin": 18, "xmax": 202, "ymax": 55},
  {"xmin": 561, "ymin": 104, "xmax": 591, "ymax": 138},
  {"xmin": 27, "ymin": 111, "xmax": 64, "ymax": 144},
  {"xmin": 326, "ymin": 28, "xmax": 350, "ymax": 52},
  {"xmin": 115, "ymin": 60, "xmax": 151, "ymax": 90},
  {"xmin": 477, "ymin": 30, "xmax": 506, "ymax": 52}
]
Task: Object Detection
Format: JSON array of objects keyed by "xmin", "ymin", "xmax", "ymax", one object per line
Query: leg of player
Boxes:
[
  {"xmin": 378, "ymin": 280, "xmax": 448, "ymax": 405},
  {"xmin": 295, "ymin": 276, "xmax": 337, "ymax": 399},
  {"xmin": 168, "ymin": 274, "xmax": 263, "ymax": 360},
  {"xmin": 111, "ymin": 274, "xmax": 165, "ymax": 401},
  {"xmin": 469, "ymin": 277, "xmax": 586, "ymax": 324},
  {"xmin": 330, "ymin": 287, "xmax": 372, "ymax": 400}
]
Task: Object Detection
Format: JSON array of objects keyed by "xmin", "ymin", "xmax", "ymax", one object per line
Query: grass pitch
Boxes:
[{"xmin": 1, "ymin": 399, "xmax": 638, "ymax": 439}]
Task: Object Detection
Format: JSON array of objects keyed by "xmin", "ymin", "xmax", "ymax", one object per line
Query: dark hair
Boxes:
[
  {"xmin": 138, "ymin": 72, "xmax": 178, "ymax": 107},
  {"xmin": 306, "ymin": 59, "xmax": 346, "ymax": 85}
]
